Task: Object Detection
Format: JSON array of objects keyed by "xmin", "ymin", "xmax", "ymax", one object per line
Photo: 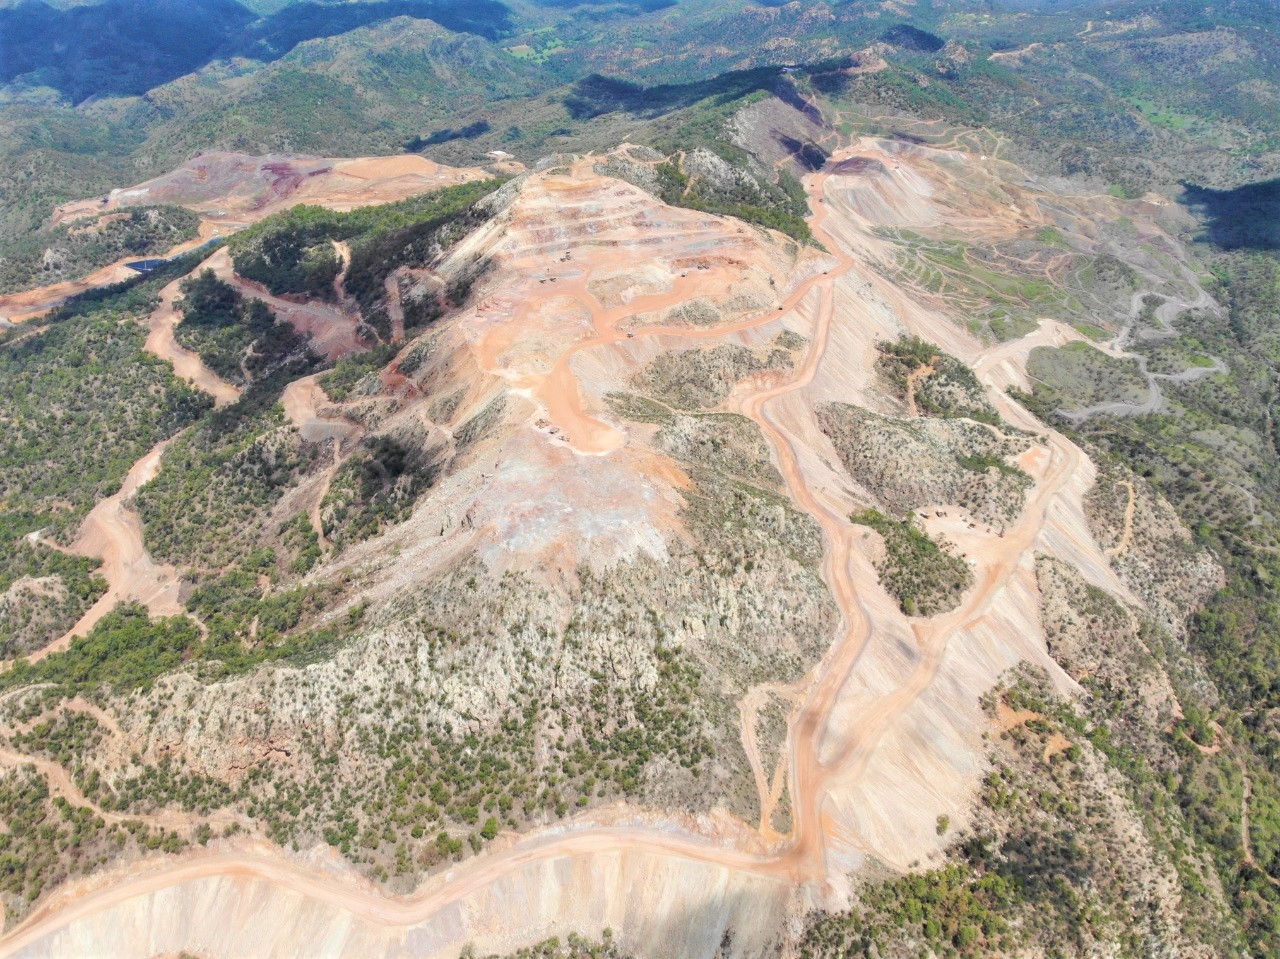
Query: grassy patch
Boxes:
[
  {"xmin": 853, "ymin": 508, "xmax": 972, "ymax": 616},
  {"xmin": 1071, "ymin": 322, "xmax": 1112, "ymax": 342}
]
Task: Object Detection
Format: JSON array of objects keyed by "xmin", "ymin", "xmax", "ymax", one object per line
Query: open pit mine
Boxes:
[{"xmin": 0, "ymin": 126, "xmax": 1230, "ymax": 958}]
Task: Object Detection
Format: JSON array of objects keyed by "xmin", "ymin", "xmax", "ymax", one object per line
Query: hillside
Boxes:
[
  {"xmin": 0, "ymin": 1, "xmax": 1279, "ymax": 957},
  {"xmin": 4, "ymin": 0, "xmax": 1280, "ymax": 240}
]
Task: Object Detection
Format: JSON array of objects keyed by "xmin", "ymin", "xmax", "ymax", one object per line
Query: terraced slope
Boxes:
[{"xmin": 0, "ymin": 119, "xmax": 1241, "ymax": 957}]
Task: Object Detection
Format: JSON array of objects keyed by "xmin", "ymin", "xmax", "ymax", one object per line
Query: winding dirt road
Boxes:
[
  {"xmin": 1059, "ymin": 285, "xmax": 1225, "ymax": 424},
  {"xmin": 146, "ymin": 258, "xmax": 243, "ymax": 408},
  {"xmin": 3, "ymin": 262, "xmax": 241, "ymax": 662},
  {"xmin": 0, "ymin": 694, "xmax": 248, "ymax": 841},
  {"xmin": 30, "ymin": 437, "xmax": 186, "ymax": 658}
]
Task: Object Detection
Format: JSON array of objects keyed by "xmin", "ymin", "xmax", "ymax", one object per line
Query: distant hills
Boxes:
[
  {"xmin": 0, "ymin": 0, "xmax": 511, "ymax": 101},
  {"xmin": 2, "ymin": 0, "xmax": 1279, "ymax": 238}
]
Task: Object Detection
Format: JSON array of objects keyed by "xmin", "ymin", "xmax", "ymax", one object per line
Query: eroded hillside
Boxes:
[{"xmin": 0, "ymin": 122, "xmax": 1253, "ymax": 958}]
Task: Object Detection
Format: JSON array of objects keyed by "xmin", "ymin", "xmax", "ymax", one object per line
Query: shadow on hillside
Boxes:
[
  {"xmin": 562, "ymin": 58, "xmax": 855, "ymax": 123},
  {"xmin": 1182, "ymin": 179, "xmax": 1280, "ymax": 251},
  {"xmin": 562, "ymin": 67, "xmax": 786, "ymax": 121}
]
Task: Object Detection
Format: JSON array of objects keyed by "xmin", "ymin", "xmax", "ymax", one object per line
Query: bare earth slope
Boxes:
[{"xmin": 0, "ymin": 136, "xmax": 1222, "ymax": 957}]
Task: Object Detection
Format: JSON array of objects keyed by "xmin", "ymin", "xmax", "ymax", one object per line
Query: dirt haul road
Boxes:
[
  {"xmin": 1, "ymin": 144, "xmax": 1125, "ymax": 958},
  {"xmin": 2, "ymin": 260, "xmax": 242, "ymax": 667},
  {"xmin": 22, "ymin": 438, "xmax": 187, "ymax": 660},
  {"xmin": 73, "ymin": 257, "xmax": 243, "ymax": 627}
]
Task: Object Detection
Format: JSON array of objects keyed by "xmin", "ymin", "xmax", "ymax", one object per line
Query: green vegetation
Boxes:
[
  {"xmin": 2, "ymin": 0, "xmax": 1278, "ymax": 250},
  {"xmin": 227, "ymin": 232, "xmax": 341, "ymax": 304},
  {"xmin": 1126, "ymin": 97, "xmax": 1199, "ymax": 133},
  {"xmin": 281, "ymin": 513, "xmax": 322, "ymax": 576},
  {"xmin": 1036, "ymin": 227, "xmax": 1067, "ymax": 248},
  {"xmin": 566, "ymin": 68, "xmax": 778, "ymax": 126},
  {"xmin": 475, "ymin": 932, "xmax": 629, "ymax": 959},
  {"xmin": 186, "ymin": 551, "xmax": 344, "ymax": 676},
  {"xmin": 654, "ymin": 156, "xmax": 814, "ymax": 245},
  {"xmin": 802, "ymin": 657, "xmax": 1253, "ymax": 958},
  {"xmin": 1024, "ymin": 341, "xmax": 1149, "ymax": 412},
  {"xmin": 653, "ymin": 412, "xmax": 782, "ymax": 490},
  {"xmin": 1, "ymin": 604, "xmax": 202, "ymax": 696},
  {"xmin": 320, "ymin": 343, "xmax": 400, "ymax": 401},
  {"xmin": 3, "ymin": 0, "xmax": 1280, "ymax": 944},
  {"xmin": 0, "ymin": 544, "xmax": 763, "ymax": 899},
  {"xmin": 635, "ymin": 343, "xmax": 793, "ymax": 411},
  {"xmin": 872, "ymin": 229, "xmax": 1083, "ymax": 342},
  {"xmin": 320, "ymin": 435, "xmax": 440, "ymax": 550},
  {"xmin": 0, "ymin": 0, "xmax": 511, "ymax": 104},
  {"xmin": 0, "ymin": 206, "xmax": 199, "ymax": 295},
  {"xmin": 955, "ymin": 452, "xmax": 1025, "ymax": 479},
  {"xmin": 0, "ymin": 527, "xmax": 106, "ymax": 659},
  {"xmin": 0, "ymin": 767, "xmax": 184, "ymax": 918},
  {"xmin": 876, "ymin": 337, "xmax": 1000, "ymax": 424},
  {"xmin": 818, "ymin": 403, "xmax": 1032, "ymax": 526},
  {"xmin": 229, "ymin": 180, "xmax": 504, "ymax": 338},
  {"xmin": 559, "ymin": 68, "xmax": 821, "ymax": 244},
  {"xmin": 2, "ymin": 568, "xmax": 347, "ymax": 695},
  {"xmin": 852, "ymin": 509, "xmax": 972, "ymax": 616},
  {"xmin": 504, "ymin": 28, "xmax": 569, "ymax": 65},
  {"xmin": 11, "ymin": 710, "xmax": 105, "ymax": 767},
  {"xmin": 137, "ymin": 403, "xmax": 322, "ymax": 577},
  {"xmin": 604, "ymin": 392, "xmax": 675, "ymax": 425},
  {"xmin": 802, "ymin": 862, "xmax": 1014, "ymax": 958},
  {"xmin": 1003, "ymin": 668, "xmax": 1260, "ymax": 954},
  {"xmin": 161, "ymin": 576, "xmax": 720, "ymax": 863},
  {"xmin": 1143, "ymin": 334, "xmax": 1219, "ymax": 376},
  {"xmin": 1072, "ymin": 322, "xmax": 1112, "ymax": 342},
  {"xmin": 176, "ymin": 269, "xmax": 316, "ymax": 388},
  {"xmin": 0, "ymin": 286, "xmax": 209, "ymax": 654},
  {"xmin": 0, "ymin": 304, "xmax": 210, "ymax": 523},
  {"xmin": 1015, "ymin": 247, "xmax": 1280, "ymax": 947}
]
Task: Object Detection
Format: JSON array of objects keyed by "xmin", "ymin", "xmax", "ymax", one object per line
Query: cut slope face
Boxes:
[
  {"xmin": 0, "ymin": 136, "xmax": 1221, "ymax": 958},
  {"xmin": 457, "ymin": 155, "xmax": 812, "ymax": 457}
]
